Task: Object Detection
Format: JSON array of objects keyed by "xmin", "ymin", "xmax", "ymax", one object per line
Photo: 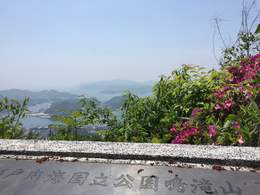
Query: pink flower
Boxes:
[
  {"xmin": 171, "ymin": 138, "xmax": 182, "ymax": 144},
  {"xmin": 170, "ymin": 125, "xmax": 177, "ymax": 134},
  {"xmin": 250, "ymin": 53, "xmax": 260, "ymax": 61},
  {"xmin": 239, "ymin": 86, "xmax": 245, "ymax": 93},
  {"xmin": 214, "ymin": 90, "xmax": 225, "ymax": 99},
  {"xmin": 181, "ymin": 121, "xmax": 190, "ymax": 129},
  {"xmin": 232, "ymin": 121, "xmax": 240, "ymax": 129},
  {"xmin": 223, "ymin": 99, "xmax": 233, "ymax": 110},
  {"xmin": 223, "ymin": 86, "xmax": 231, "ymax": 91},
  {"xmin": 228, "ymin": 54, "xmax": 260, "ymax": 84},
  {"xmin": 171, "ymin": 126, "xmax": 199, "ymax": 144},
  {"xmin": 238, "ymin": 136, "xmax": 244, "ymax": 145},
  {"xmin": 191, "ymin": 108, "xmax": 202, "ymax": 118},
  {"xmin": 208, "ymin": 125, "xmax": 217, "ymax": 138},
  {"xmin": 189, "ymin": 127, "xmax": 198, "ymax": 134},
  {"xmin": 245, "ymin": 91, "xmax": 253, "ymax": 100},
  {"xmin": 215, "ymin": 104, "xmax": 222, "ymax": 111}
]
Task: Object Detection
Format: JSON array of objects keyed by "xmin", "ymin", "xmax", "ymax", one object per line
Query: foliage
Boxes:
[
  {"xmin": 219, "ymin": 0, "xmax": 259, "ymax": 66},
  {"xmin": 221, "ymin": 31, "xmax": 259, "ymax": 66},
  {"xmin": 100, "ymin": 24, "xmax": 260, "ymax": 146},
  {"xmin": 169, "ymin": 54, "xmax": 259, "ymax": 146},
  {"xmin": 0, "ymin": 97, "xmax": 29, "ymax": 138},
  {"xmin": 168, "ymin": 21, "xmax": 260, "ymax": 146},
  {"xmin": 26, "ymin": 130, "xmax": 40, "ymax": 139},
  {"xmin": 101, "ymin": 54, "xmax": 259, "ymax": 146},
  {"xmin": 98, "ymin": 65, "xmax": 225, "ymax": 143},
  {"xmin": 50, "ymin": 96, "xmax": 116, "ymax": 140}
]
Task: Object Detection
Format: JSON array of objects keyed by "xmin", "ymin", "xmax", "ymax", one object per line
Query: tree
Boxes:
[
  {"xmin": 0, "ymin": 97, "xmax": 29, "ymax": 139},
  {"xmin": 51, "ymin": 96, "xmax": 116, "ymax": 140},
  {"xmin": 215, "ymin": 0, "xmax": 259, "ymax": 66}
]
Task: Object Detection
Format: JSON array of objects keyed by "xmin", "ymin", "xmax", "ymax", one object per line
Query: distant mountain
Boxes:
[
  {"xmin": 0, "ymin": 80, "xmax": 155, "ymax": 113},
  {"xmin": 45, "ymin": 99, "xmax": 80, "ymax": 116},
  {"xmin": 103, "ymin": 95, "xmax": 125, "ymax": 110},
  {"xmin": 73, "ymin": 80, "xmax": 155, "ymax": 101},
  {"xmin": 45, "ymin": 95, "xmax": 125, "ymax": 116},
  {"xmin": 0, "ymin": 89, "xmax": 77, "ymax": 105}
]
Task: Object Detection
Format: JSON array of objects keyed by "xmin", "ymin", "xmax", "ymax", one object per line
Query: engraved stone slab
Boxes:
[{"xmin": 0, "ymin": 159, "xmax": 260, "ymax": 195}]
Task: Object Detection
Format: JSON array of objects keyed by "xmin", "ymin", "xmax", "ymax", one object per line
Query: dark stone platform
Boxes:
[
  {"xmin": 0, "ymin": 139, "xmax": 260, "ymax": 194},
  {"xmin": 0, "ymin": 158, "xmax": 260, "ymax": 195}
]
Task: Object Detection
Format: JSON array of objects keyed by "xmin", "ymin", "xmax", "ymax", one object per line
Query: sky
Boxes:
[{"xmin": 0, "ymin": 0, "xmax": 258, "ymax": 90}]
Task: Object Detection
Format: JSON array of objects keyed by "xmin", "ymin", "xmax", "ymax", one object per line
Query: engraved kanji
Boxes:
[
  {"xmin": 45, "ymin": 170, "xmax": 66, "ymax": 184},
  {"xmin": 90, "ymin": 172, "xmax": 108, "ymax": 186},
  {"xmin": 3, "ymin": 168, "xmax": 24, "ymax": 179},
  {"xmin": 25, "ymin": 169, "xmax": 44, "ymax": 182},
  {"xmin": 68, "ymin": 172, "xmax": 89, "ymax": 186},
  {"xmin": 114, "ymin": 174, "xmax": 135, "ymax": 189},
  {"xmin": 140, "ymin": 175, "xmax": 159, "ymax": 191},
  {"xmin": 191, "ymin": 178, "xmax": 218, "ymax": 194},
  {"xmin": 220, "ymin": 181, "xmax": 242, "ymax": 195},
  {"xmin": 165, "ymin": 175, "xmax": 187, "ymax": 193}
]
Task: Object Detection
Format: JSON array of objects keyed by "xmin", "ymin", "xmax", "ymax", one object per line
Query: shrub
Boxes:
[
  {"xmin": 170, "ymin": 54, "xmax": 259, "ymax": 146},
  {"xmin": 0, "ymin": 97, "xmax": 29, "ymax": 139}
]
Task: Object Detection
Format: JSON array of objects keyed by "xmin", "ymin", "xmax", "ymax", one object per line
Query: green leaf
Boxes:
[
  {"xmin": 225, "ymin": 114, "xmax": 237, "ymax": 121},
  {"xmin": 255, "ymin": 24, "xmax": 260, "ymax": 34},
  {"xmin": 223, "ymin": 120, "xmax": 231, "ymax": 129},
  {"xmin": 151, "ymin": 136, "xmax": 162, "ymax": 144}
]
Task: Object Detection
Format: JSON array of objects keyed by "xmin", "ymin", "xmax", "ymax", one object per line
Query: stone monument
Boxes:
[{"xmin": 0, "ymin": 139, "xmax": 259, "ymax": 194}]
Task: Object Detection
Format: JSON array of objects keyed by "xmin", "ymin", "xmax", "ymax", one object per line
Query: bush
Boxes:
[
  {"xmin": 0, "ymin": 97, "xmax": 29, "ymax": 139},
  {"xmin": 102, "ymin": 24, "xmax": 259, "ymax": 146},
  {"xmin": 170, "ymin": 54, "xmax": 259, "ymax": 146}
]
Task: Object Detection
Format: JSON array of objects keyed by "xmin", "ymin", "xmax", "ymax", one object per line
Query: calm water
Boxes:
[
  {"xmin": 21, "ymin": 116, "xmax": 53, "ymax": 129},
  {"xmin": 21, "ymin": 102, "xmax": 53, "ymax": 129}
]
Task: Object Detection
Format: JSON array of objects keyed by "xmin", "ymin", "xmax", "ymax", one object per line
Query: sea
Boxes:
[{"xmin": 21, "ymin": 102, "xmax": 53, "ymax": 129}]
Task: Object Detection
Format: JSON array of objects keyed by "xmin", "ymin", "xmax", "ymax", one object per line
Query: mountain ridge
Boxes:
[
  {"xmin": 73, "ymin": 79, "xmax": 154, "ymax": 101},
  {"xmin": 0, "ymin": 89, "xmax": 77, "ymax": 105}
]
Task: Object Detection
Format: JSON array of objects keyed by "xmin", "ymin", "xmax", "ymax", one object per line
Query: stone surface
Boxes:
[
  {"xmin": 0, "ymin": 139, "xmax": 260, "ymax": 194},
  {"xmin": 0, "ymin": 158, "xmax": 259, "ymax": 195},
  {"xmin": 0, "ymin": 139, "xmax": 260, "ymax": 167}
]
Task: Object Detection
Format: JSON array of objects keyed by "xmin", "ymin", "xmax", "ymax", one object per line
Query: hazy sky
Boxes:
[{"xmin": 0, "ymin": 0, "xmax": 257, "ymax": 90}]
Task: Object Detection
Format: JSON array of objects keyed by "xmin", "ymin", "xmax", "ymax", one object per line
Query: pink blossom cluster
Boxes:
[
  {"xmin": 214, "ymin": 86, "xmax": 231, "ymax": 99},
  {"xmin": 208, "ymin": 125, "xmax": 217, "ymax": 138},
  {"xmin": 169, "ymin": 54, "xmax": 259, "ymax": 145},
  {"xmin": 171, "ymin": 122, "xmax": 198, "ymax": 144},
  {"xmin": 191, "ymin": 108, "xmax": 202, "ymax": 117},
  {"xmin": 214, "ymin": 99, "xmax": 233, "ymax": 111},
  {"xmin": 213, "ymin": 54, "xmax": 260, "ymax": 112},
  {"xmin": 239, "ymin": 86, "xmax": 254, "ymax": 100},
  {"xmin": 238, "ymin": 136, "xmax": 244, "ymax": 145},
  {"xmin": 228, "ymin": 54, "xmax": 260, "ymax": 84},
  {"xmin": 170, "ymin": 125, "xmax": 177, "ymax": 133},
  {"xmin": 232, "ymin": 121, "xmax": 240, "ymax": 129}
]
